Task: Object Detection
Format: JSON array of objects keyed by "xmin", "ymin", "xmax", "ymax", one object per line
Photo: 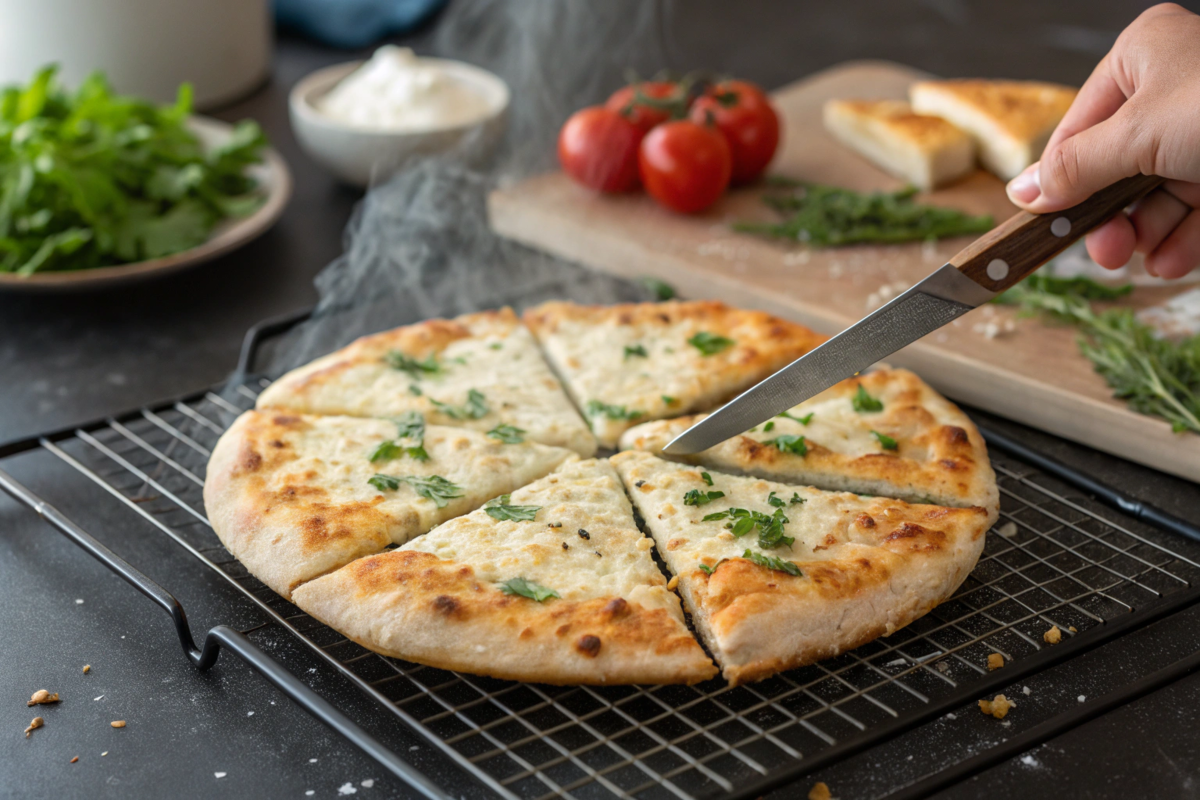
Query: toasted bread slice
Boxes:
[
  {"xmin": 823, "ymin": 99, "xmax": 975, "ymax": 190},
  {"xmin": 909, "ymin": 80, "xmax": 1076, "ymax": 180}
]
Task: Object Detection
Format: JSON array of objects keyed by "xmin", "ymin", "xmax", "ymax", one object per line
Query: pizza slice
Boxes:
[
  {"xmin": 524, "ymin": 300, "xmax": 825, "ymax": 448},
  {"xmin": 620, "ymin": 368, "xmax": 998, "ymax": 522},
  {"xmin": 255, "ymin": 307, "xmax": 597, "ymax": 457},
  {"xmin": 204, "ymin": 409, "xmax": 576, "ymax": 599},
  {"xmin": 611, "ymin": 451, "xmax": 990, "ymax": 685},
  {"xmin": 291, "ymin": 459, "xmax": 718, "ymax": 685}
]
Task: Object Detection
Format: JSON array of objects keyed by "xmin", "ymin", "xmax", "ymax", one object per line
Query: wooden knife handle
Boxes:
[{"xmin": 950, "ymin": 173, "xmax": 1164, "ymax": 293}]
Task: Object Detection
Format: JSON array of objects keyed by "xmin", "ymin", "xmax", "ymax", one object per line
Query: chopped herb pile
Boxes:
[
  {"xmin": 487, "ymin": 423, "xmax": 525, "ymax": 444},
  {"xmin": 762, "ymin": 434, "xmax": 808, "ymax": 456},
  {"xmin": 742, "ymin": 549, "xmax": 802, "ymax": 576},
  {"xmin": 385, "ymin": 352, "xmax": 440, "ymax": 378},
  {"xmin": 0, "ymin": 66, "xmax": 268, "ymax": 276},
  {"xmin": 624, "ymin": 344, "xmax": 648, "ymax": 359},
  {"xmin": 702, "ymin": 506, "xmax": 794, "ymax": 550},
  {"xmin": 431, "ymin": 389, "xmax": 488, "ymax": 420},
  {"xmin": 688, "ymin": 331, "xmax": 735, "ymax": 356},
  {"xmin": 1000, "ymin": 275, "xmax": 1200, "ymax": 434},
  {"xmin": 683, "ymin": 488, "xmax": 725, "ymax": 506},
  {"xmin": 586, "ymin": 400, "xmax": 644, "ymax": 421},
  {"xmin": 852, "ymin": 385, "xmax": 883, "ymax": 413},
  {"xmin": 368, "ymin": 474, "xmax": 463, "ymax": 507},
  {"xmin": 499, "ymin": 577, "xmax": 559, "ymax": 602},
  {"xmin": 735, "ymin": 181, "xmax": 993, "ymax": 247},
  {"xmin": 484, "ymin": 495, "xmax": 541, "ymax": 522},
  {"xmin": 871, "ymin": 430, "xmax": 898, "ymax": 450}
]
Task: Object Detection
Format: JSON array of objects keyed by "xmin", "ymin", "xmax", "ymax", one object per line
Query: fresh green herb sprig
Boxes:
[
  {"xmin": 762, "ymin": 434, "xmax": 808, "ymax": 456},
  {"xmin": 871, "ymin": 430, "xmax": 898, "ymax": 450},
  {"xmin": 431, "ymin": 389, "xmax": 488, "ymax": 420},
  {"xmin": 1004, "ymin": 277, "xmax": 1200, "ymax": 434},
  {"xmin": 0, "ymin": 66, "xmax": 267, "ymax": 276},
  {"xmin": 688, "ymin": 331, "xmax": 735, "ymax": 356},
  {"xmin": 702, "ymin": 507, "xmax": 794, "ymax": 550},
  {"xmin": 586, "ymin": 400, "xmax": 644, "ymax": 421},
  {"xmin": 852, "ymin": 385, "xmax": 883, "ymax": 413},
  {"xmin": 484, "ymin": 494, "xmax": 541, "ymax": 522},
  {"xmin": 683, "ymin": 488, "xmax": 725, "ymax": 506},
  {"xmin": 386, "ymin": 352, "xmax": 440, "ymax": 378},
  {"xmin": 742, "ymin": 549, "xmax": 802, "ymax": 576},
  {"xmin": 778, "ymin": 411, "xmax": 814, "ymax": 426},
  {"xmin": 994, "ymin": 273, "xmax": 1134, "ymax": 305},
  {"xmin": 368, "ymin": 474, "xmax": 463, "ymax": 508},
  {"xmin": 734, "ymin": 181, "xmax": 993, "ymax": 247},
  {"xmin": 487, "ymin": 423, "xmax": 526, "ymax": 444},
  {"xmin": 499, "ymin": 577, "xmax": 559, "ymax": 602}
]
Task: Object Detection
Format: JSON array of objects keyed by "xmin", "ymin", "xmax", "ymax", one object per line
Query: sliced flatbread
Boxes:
[
  {"xmin": 292, "ymin": 459, "xmax": 718, "ymax": 685},
  {"xmin": 255, "ymin": 308, "xmax": 597, "ymax": 457},
  {"xmin": 910, "ymin": 79, "xmax": 1076, "ymax": 180},
  {"xmin": 619, "ymin": 368, "xmax": 999, "ymax": 523},
  {"xmin": 524, "ymin": 300, "xmax": 825, "ymax": 448},
  {"xmin": 823, "ymin": 99, "xmax": 975, "ymax": 190},
  {"xmin": 612, "ymin": 451, "xmax": 990, "ymax": 685},
  {"xmin": 203, "ymin": 410, "xmax": 575, "ymax": 599}
]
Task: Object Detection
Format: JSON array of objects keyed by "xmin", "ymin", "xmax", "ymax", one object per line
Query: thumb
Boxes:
[{"xmin": 1007, "ymin": 107, "xmax": 1150, "ymax": 213}]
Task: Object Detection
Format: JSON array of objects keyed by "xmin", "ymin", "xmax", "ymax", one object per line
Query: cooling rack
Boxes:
[{"xmin": 3, "ymin": 320, "xmax": 1200, "ymax": 799}]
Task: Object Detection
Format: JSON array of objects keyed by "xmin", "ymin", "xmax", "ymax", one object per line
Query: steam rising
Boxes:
[{"xmin": 267, "ymin": 0, "xmax": 674, "ymax": 374}]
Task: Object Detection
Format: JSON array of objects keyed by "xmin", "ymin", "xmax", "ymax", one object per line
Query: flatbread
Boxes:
[
  {"xmin": 523, "ymin": 300, "xmax": 825, "ymax": 448},
  {"xmin": 203, "ymin": 410, "xmax": 576, "ymax": 599},
  {"xmin": 620, "ymin": 368, "xmax": 999, "ymax": 523},
  {"xmin": 611, "ymin": 451, "xmax": 990, "ymax": 685},
  {"xmin": 292, "ymin": 459, "xmax": 718, "ymax": 685},
  {"xmin": 255, "ymin": 308, "xmax": 597, "ymax": 457}
]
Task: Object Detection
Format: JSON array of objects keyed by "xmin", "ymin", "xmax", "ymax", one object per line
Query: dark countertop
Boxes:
[{"xmin": 3, "ymin": 3, "xmax": 1199, "ymax": 799}]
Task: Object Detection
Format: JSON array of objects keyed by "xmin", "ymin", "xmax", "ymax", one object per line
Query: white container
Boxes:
[
  {"xmin": 0, "ymin": 0, "xmax": 272, "ymax": 109},
  {"xmin": 289, "ymin": 58, "xmax": 510, "ymax": 187}
]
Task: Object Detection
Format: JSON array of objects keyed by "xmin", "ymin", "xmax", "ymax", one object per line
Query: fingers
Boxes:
[
  {"xmin": 1085, "ymin": 215, "xmax": 1137, "ymax": 269},
  {"xmin": 1146, "ymin": 208, "xmax": 1200, "ymax": 279},
  {"xmin": 1042, "ymin": 53, "xmax": 1128, "ymax": 157},
  {"xmin": 1129, "ymin": 186, "xmax": 1191, "ymax": 255}
]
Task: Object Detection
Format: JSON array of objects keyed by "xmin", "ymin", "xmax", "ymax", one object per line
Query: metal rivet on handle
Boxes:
[
  {"xmin": 987, "ymin": 259, "xmax": 1010, "ymax": 281},
  {"xmin": 1051, "ymin": 217, "xmax": 1071, "ymax": 237}
]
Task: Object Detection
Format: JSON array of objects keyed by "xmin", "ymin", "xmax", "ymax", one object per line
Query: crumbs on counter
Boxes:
[
  {"xmin": 28, "ymin": 690, "xmax": 61, "ymax": 707},
  {"xmin": 110, "ymin": 720, "xmax": 126, "ymax": 729},
  {"xmin": 25, "ymin": 717, "xmax": 44, "ymax": 737},
  {"xmin": 83, "ymin": 665, "xmax": 91, "ymax": 674},
  {"xmin": 70, "ymin": 756, "xmax": 79, "ymax": 764},
  {"xmin": 808, "ymin": 781, "xmax": 833, "ymax": 800},
  {"xmin": 979, "ymin": 694, "xmax": 1013, "ymax": 719},
  {"xmin": 987, "ymin": 653, "xmax": 1005, "ymax": 671},
  {"xmin": 1044, "ymin": 625, "xmax": 1062, "ymax": 644}
]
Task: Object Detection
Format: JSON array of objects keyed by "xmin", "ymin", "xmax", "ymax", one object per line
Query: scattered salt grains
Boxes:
[
  {"xmin": 997, "ymin": 521, "xmax": 1018, "ymax": 539},
  {"xmin": 783, "ymin": 250, "xmax": 811, "ymax": 267},
  {"xmin": 247, "ymin": 711, "xmax": 254, "ymax": 716},
  {"xmin": 1023, "ymin": 686, "xmax": 1032, "ymax": 696},
  {"xmin": 884, "ymin": 658, "xmax": 907, "ymax": 667},
  {"xmin": 214, "ymin": 772, "xmax": 226, "ymax": 779},
  {"xmin": 309, "ymin": 758, "xmax": 318, "ymax": 763},
  {"xmin": 1020, "ymin": 754, "xmax": 1041, "ymax": 768},
  {"xmin": 338, "ymin": 782, "xmax": 359, "ymax": 795},
  {"xmin": 362, "ymin": 779, "xmax": 375, "ymax": 788},
  {"xmin": 306, "ymin": 792, "xmax": 315, "ymax": 797},
  {"xmin": 94, "ymin": 695, "xmax": 104, "ymax": 702},
  {"xmin": 409, "ymin": 746, "xmax": 419, "ymax": 751},
  {"xmin": 75, "ymin": 599, "xmax": 84, "ymax": 605},
  {"xmin": 1078, "ymin": 695, "xmax": 1086, "ymax": 703}
]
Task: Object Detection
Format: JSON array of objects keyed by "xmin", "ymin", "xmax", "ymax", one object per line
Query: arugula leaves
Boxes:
[
  {"xmin": 586, "ymin": 400, "xmax": 644, "ymax": 421},
  {"xmin": 499, "ymin": 577, "xmax": 559, "ymax": 602},
  {"xmin": 624, "ymin": 344, "xmax": 648, "ymax": 359},
  {"xmin": 484, "ymin": 494, "xmax": 541, "ymax": 522},
  {"xmin": 762, "ymin": 434, "xmax": 808, "ymax": 456},
  {"xmin": 0, "ymin": 66, "xmax": 267, "ymax": 275},
  {"xmin": 683, "ymin": 489, "xmax": 725, "ymax": 506},
  {"xmin": 852, "ymin": 385, "xmax": 883, "ymax": 413},
  {"xmin": 385, "ymin": 352, "xmax": 440, "ymax": 378},
  {"xmin": 368, "ymin": 474, "xmax": 463, "ymax": 508},
  {"xmin": 688, "ymin": 331, "xmax": 735, "ymax": 356},
  {"xmin": 735, "ymin": 181, "xmax": 993, "ymax": 247},
  {"xmin": 431, "ymin": 389, "xmax": 489, "ymax": 420},
  {"xmin": 742, "ymin": 549, "xmax": 803, "ymax": 576},
  {"xmin": 871, "ymin": 430, "xmax": 899, "ymax": 450},
  {"xmin": 487, "ymin": 423, "xmax": 526, "ymax": 444}
]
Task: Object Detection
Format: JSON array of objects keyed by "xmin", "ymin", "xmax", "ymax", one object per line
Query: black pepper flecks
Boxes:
[
  {"xmin": 635, "ymin": 480, "xmax": 646, "ymax": 488},
  {"xmin": 578, "ymin": 529, "xmax": 590, "ymax": 540},
  {"xmin": 549, "ymin": 522, "xmax": 562, "ymax": 528},
  {"xmin": 562, "ymin": 542, "xmax": 569, "ymax": 550},
  {"xmin": 595, "ymin": 550, "xmax": 603, "ymax": 557}
]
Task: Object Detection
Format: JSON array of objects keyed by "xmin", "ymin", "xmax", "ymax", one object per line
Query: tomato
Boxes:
[
  {"xmin": 605, "ymin": 81, "xmax": 679, "ymax": 132},
  {"xmin": 689, "ymin": 80, "xmax": 780, "ymax": 184},
  {"xmin": 638, "ymin": 120, "xmax": 731, "ymax": 214},
  {"xmin": 558, "ymin": 106, "xmax": 643, "ymax": 193}
]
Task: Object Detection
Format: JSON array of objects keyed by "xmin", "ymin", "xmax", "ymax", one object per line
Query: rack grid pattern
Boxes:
[{"xmin": 22, "ymin": 379, "xmax": 1200, "ymax": 800}]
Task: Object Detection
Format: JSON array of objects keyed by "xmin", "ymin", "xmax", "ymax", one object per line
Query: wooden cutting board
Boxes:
[{"xmin": 489, "ymin": 60, "xmax": 1200, "ymax": 483}]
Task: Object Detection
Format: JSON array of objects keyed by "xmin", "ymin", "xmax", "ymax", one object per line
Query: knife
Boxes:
[{"xmin": 663, "ymin": 173, "xmax": 1164, "ymax": 456}]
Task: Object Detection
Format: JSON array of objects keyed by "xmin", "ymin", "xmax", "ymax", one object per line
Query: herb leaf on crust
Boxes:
[
  {"xmin": 484, "ymin": 494, "xmax": 541, "ymax": 521},
  {"xmin": 487, "ymin": 423, "xmax": 526, "ymax": 444},
  {"xmin": 586, "ymin": 400, "xmax": 644, "ymax": 421},
  {"xmin": 385, "ymin": 351, "xmax": 440, "ymax": 378},
  {"xmin": 852, "ymin": 385, "xmax": 883, "ymax": 413},
  {"xmin": 688, "ymin": 331, "xmax": 735, "ymax": 356},
  {"xmin": 762, "ymin": 434, "xmax": 808, "ymax": 456},
  {"xmin": 742, "ymin": 549, "xmax": 802, "ymax": 576},
  {"xmin": 499, "ymin": 577, "xmax": 559, "ymax": 602}
]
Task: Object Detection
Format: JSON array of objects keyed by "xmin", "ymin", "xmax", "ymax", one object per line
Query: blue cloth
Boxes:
[{"xmin": 274, "ymin": 0, "xmax": 448, "ymax": 49}]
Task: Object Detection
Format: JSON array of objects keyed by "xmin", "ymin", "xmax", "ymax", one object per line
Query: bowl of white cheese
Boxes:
[{"xmin": 290, "ymin": 46, "xmax": 510, "ymax": 187}]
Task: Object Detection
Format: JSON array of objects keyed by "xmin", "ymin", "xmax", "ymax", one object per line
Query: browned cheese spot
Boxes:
[{"xmin": 576, "ymin": 635, "xmax": 602, "ymax": 658}]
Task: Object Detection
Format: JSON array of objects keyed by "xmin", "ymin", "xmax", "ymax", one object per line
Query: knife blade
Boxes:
[{"xmin": 663, "ymin": 173, "xmax": 1165, "ymax": 456}]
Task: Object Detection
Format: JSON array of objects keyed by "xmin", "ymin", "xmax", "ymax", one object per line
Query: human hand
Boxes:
[{"xmin": 1006, "ymin": 3, "xmax": 1200, "ymax": 279}]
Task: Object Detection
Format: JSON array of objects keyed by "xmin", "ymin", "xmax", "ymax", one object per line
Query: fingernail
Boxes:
[{"xmin": 1007, "ymin": 163, "xmax": 1041, "ymax": 204}]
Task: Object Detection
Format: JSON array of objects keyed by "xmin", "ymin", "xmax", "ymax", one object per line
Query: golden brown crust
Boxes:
[
  {"xmin": 910, "ymin": 80, "xmax": 1076, "ymax": 142},
  {"xmin": 825, "ymin": 99, "xmax": 971, "ymax": 152},
  {"xmin": 620, "ymin": 368, "xmax": 999, "ymax": 524},
  {"xmin": 293, "ymin": 549, "xmax": 717, "ymax": 685}
]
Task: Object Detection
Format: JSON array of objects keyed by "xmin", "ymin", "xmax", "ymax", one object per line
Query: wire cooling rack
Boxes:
[{"xmin": 4, "ymin": 374, "xmax": 1200, "ymax": 800}]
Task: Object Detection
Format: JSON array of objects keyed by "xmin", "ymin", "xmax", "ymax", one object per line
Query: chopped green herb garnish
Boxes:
[
  {"xmin": 489, "ymin": 342, "xmax": 503, "ymax": 350},
  {"xmin": 871, "ymin": 430, "xmax": 899, "ymax": 450},
  {"xmin": 778, "ymin": 411, "xmax": 814, "ymax": 425},
  {"xmin": 385, "ymin": 351, "xmax": 440, "ymax": 379},
  {"xmin": 742, "ymin": 549, "xmax": 802, "ymax": 576},
  {"xmin": 688, "ymin": 331, "xmax": 735, "ymax": 356},
  {"xmin": 762, "ymin": 434, "xmax": 808, "ymax": 456},
  {"xmin": 408, "ymin": 384, "xmax": 422, "ymax": 396},
  {"xmin": 662, "ymin": 395, "xmax": 678, "ymax": 405},
  {"xmin": 767, "ymin": 491, "xmax": 785, "ymax": 508},
  {"xmin": 700, "ymin": 471, "xmax": 713, "ymax": 486},
  {"xmin": 368, "ymin": 440, "xmax": 404, "ymax": 463},
  {"xmin": 735, "ymin": 182, "xmax": 993, "ymax": 247},
  {"xmin": 484, "ymin": 494, "xmax": 541, "ymax": 522},
  {"xmin": 789, "ymin": 492, "xmax": 806, "ymax": 506},
  {"xmin": 641, "ymin": 276, "xmax": 677, "ymax": 301},
  {"xmin": 369, "ymin": 474, "xmax": 463, "ymax": 507},
  {"xmin": 487, "ymin": 423, "xmax": 526, "ymax": 444},
  {"xmin": 431, "ymin": 389, "xmax": 489, "ymax": 420},
  {"xmin": 368, "ymin": 412, "xmax": 430, "ymax": 462},
  {"xmin": 698, "ymin": 559, "xmax": 727, "ymax": 576},
  {"xmin": 624, "ymin": 344, "xmax": 649, "ymax": 359},
  {"xmin": 852, "ymin": 385, "xmax": 883, "ymax": 413},
  {"xmin": 683, "ymin": 489, "xmax": 725, "ymax": 507},
  {"xmin": 392, "ymin": 411, "xmax": 425, "ymax": 440},
  {"xmin": 586, "ymin": 400, "xmax": 644, "ymax": 421},
  {"xmin": 499, "ymin": 577, "xmax": 559, "ymax": 602},
  {"xmin": 701, "ymin": 507, "xmax": 794, "ymax": 550},
  {"xmin": 763, "ymin": 421, "xmax": 775, "ymax": 432}
]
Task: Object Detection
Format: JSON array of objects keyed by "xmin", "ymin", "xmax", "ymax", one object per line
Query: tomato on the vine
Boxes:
[
  {"xmin": 604, "ymin": 81, "xmax": 679, "ymax": 132},
  {"xmin": 557, "ymin": 106, "xmax": 643, "ymax": 193},
  {"xmin": 689, "ymin": 80, "xmax": 780, "ymax": 184},
  {"xmin": 638, "ymin": 120, "xmax": 731, "ymax": 214}
]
